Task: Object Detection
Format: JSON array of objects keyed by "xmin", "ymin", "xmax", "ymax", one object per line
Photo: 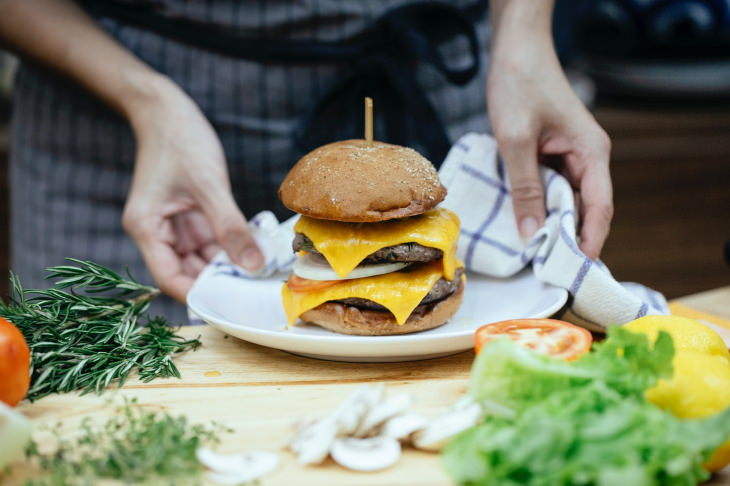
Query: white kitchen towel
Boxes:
[
  {"xmin": 202, "ymin": 133, "xmax": 668, "ymax": 330},
  {"xmin": 438, "ymin": 133, "xmax": 668, "ymax": 330}
]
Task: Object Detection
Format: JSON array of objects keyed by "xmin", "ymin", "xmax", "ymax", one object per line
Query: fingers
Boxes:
[
  {"xmin": 173, "ymin": 211, "xmax": 219, "ymax": 262},
  {"xmin": 197, "ymin": 190, "xmax": 264, "ymax": 272},
  {"xmin": 143, "ymin": 242, "xmax": 196, "ymax": 303},
  {"xmin": 200, "ymin": 242, "xmax": 222, "ymax": 262},
  {"xmin": 124, "ymin": 216, "xmax": 195, "ymax": 303},
  {"xmin": 578, "ymin": 172, "xmax": 613, "ymax": 259},
  {"xmin": 181, "ymin": 252, "xmax": 207, "ymax": 277},
  {"xmin": 499, "ymin": 134, "xmax": 546, "ymax": 240},
  {"xmin": 574, "ymin": 140, "xmax": 613, "ymax": 260}
]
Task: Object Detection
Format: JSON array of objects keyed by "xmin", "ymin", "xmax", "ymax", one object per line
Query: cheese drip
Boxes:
[
  {"xmin": 294, "ymin": 208, "xmax": 460, "ymax": 279},
  {"xmin": 282, "ymin": 261, "xmax": 459, "ymax": 325}
]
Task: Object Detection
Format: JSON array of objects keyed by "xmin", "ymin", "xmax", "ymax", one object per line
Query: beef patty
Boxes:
[
  {"xmin": 333, "ymin": 268, "xmax": 465, "ymax": 311},
  {"xmin": 293, "ymin": 233, "xmax": 443, "ymax": 264}
]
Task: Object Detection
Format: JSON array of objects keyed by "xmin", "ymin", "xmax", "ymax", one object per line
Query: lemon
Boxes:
[
  {"xmin": 624, "ymin": 315, "xmax": 729, "ymax": 360},
  {"xmin": 645, "ymin": 351, "xmax": 730, "ymax": 419},
  {"xmin": 625, "ymin": 315, "xmax": 730, "ymax": 472}
]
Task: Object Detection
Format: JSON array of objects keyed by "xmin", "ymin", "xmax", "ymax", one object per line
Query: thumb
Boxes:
[
  {"xmin": 199, "ymin": 191, "xmax": 264, "ymax": 272},
  {"xmin": 500, "ymin": 137, "xmax": 546, "ymax": 240}
]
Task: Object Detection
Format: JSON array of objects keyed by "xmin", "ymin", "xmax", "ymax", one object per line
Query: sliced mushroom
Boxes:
[
  {"xmin": 353, "ymin": 393, "xmax": 413, "ymax": 438},
  {"xmin": 288, "ymin": 417, "xmax": 338, "ymax": 465},
  {"xmin": 207, "ymin": 471, "xmax": 248, "ymax": 486},
  {"xmin": 452, "ymin": 394, "xmax": 477, "ymax": 411},
  {"xmin": 330, "ymin": 384, "xmax": 383, "ymax": 436},
  {"xmin": 411, "ymin": 401, "xmax": 482, "ymax": 452},
  {"xmin": 330, "ymin": 436, "xmax": 401, "ymax": 472},
  {"xmin": 197, "ymin": 449, "xmax": 278, "ymax": 484},
  {"xmin": 380, "ymin": 412, "xmax": 429, "ymax": 442},
  {"xmin": 197, "ymin": 447, "xmax": 245, "ymax": 473}
]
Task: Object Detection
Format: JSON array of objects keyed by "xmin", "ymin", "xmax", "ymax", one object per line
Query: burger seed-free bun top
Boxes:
[{"xmin": 278, "ymin": 139, "xmax": 446, "ymax": 222}]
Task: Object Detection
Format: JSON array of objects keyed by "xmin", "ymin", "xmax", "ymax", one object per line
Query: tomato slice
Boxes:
[
  {"xmin": 286, "ymin": 274, "xmax": 340, "ymax": 293},
  {"xmin": 474, "ymin": 319, "xmax": 592, "ymax": 361}
]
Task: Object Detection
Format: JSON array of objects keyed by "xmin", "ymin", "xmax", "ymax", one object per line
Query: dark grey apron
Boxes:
[{"xmin": 10, "ymin": 0, "xmax": 490, "ymax": 323}]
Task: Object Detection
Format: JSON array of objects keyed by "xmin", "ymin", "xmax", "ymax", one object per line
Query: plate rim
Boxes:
[{"xmin": 186, "ymin": 271, "xmax": 569, "ymax": 345}]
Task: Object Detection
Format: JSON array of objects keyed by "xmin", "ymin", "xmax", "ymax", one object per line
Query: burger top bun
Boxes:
[{"xmin": 278, "ymin": 139, "xmax": 446, "ymax": 222}]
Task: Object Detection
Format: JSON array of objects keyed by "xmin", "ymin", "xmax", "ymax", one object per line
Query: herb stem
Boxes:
[{"xmin": 0, "ymin": 259, "xmax": 200, "ymax": 401}]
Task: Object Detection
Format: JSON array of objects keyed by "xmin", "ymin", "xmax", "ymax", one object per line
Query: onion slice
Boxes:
[{"xmin": 293, "ymin": 252, "xmax": 411, "ymax": 281}]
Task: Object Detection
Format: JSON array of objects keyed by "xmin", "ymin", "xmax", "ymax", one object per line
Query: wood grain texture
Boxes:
[
  {"xmin": 6, "ymin": 288, "xmax": 730, "ymax": 486},
  {"xmin": 11, "ymin": 341, "xmax": 470, "ymax": 486},
  {"xmin": 673, "ymin": 286, "xmax": 730, "ymax": 320},
  {"xmin": 118, "ymin": 327, "xmax": 475, "ymax": 390}
]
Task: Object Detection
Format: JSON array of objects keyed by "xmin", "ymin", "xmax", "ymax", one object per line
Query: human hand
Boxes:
[
  {"xmin": 122, "ymin": 76, "xmax": 263, "ymax": 302},
  {"xmin": 487, "ymin": 1, "xmax": 613, "ymax": 260}
]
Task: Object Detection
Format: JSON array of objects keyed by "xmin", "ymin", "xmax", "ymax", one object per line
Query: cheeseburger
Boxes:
[{"xmin": 278, "ymin": 139, "xmax": 464, "ymax": 336}]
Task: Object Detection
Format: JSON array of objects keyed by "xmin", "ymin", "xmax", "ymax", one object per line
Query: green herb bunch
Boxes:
[
  {"xmin": 0, "ymin": 259, "xmax": 200, "ymax": 401},
  {"xmin": 24, "ymin": 398, "xmax": 228, "ymax": 486}
]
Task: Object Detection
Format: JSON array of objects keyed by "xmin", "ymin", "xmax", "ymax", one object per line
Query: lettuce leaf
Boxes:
[
  {"xmin": 444, "ymin": 383, "xmax": 730, "ymax": 486},
  {"xmin": 575, "ymin": 327, "xmax": 674, "ymax": 396},
  {"xmin": 469, "ymin": 328, "xmax": 674, "ymax": 416},
  {"xmin": 444, "ymin": 327, "xmax": 728, "ymax": 486}
]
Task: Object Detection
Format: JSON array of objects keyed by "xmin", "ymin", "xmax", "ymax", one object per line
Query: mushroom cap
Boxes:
[
  {"xmin": 353, "ymin": 393, "xmax": 413, "ymax": 438},
  {"xmin": 196, "ymin": 448, "xmax": 278, "ymax": 484},
  {"xmin": 330, "ymin": 436, "xmax": 402, "ymax": 472},
  {"xmin": 411, "ymin": 401, "xmax": 482, "ymax": 452},
  {"xmin": 380, "ymin": 413, "xmax": 429, "ymax": 442},
  {"xmin": 288, "ymin": 418, "xmax": 339, "ymax": 465}
]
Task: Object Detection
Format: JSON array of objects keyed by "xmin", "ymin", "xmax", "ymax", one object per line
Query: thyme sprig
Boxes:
[
  {"xmin": 24, "ymin": 398, "xmax": 229, "ymax": 486},
  {"xmin": 0, "ymin": 259, "xmax": 200, "ymax": 401}
]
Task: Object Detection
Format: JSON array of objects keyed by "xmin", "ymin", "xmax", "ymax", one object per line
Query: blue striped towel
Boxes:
[
  {"xmin": 439, "ymin": 133, "xmax": 668, "ymax": 330},
  {"xmin": 203, "ymin": 133, "xmax": 669, "ymax": 331}
]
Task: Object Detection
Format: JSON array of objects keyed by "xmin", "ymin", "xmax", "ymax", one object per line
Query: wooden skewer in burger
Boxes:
[{"xmin": 278, "ymin": 98, "xmax": 464, "ymax": 336}]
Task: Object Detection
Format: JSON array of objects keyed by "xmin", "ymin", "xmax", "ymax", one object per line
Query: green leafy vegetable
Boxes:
[
  {"xmin": 22, "ymin": 398, "xmax": 228, "ymax": 486},
  {"xmin": 576, "ymin": 328, "xmax": 674, "ymax": 396},
  {"xmin": 446, "ymin": 383, "xmax": 730, "ymax": 486},
  {"xmin": 444, "ymin": 328, "xmax": 730, "ymax": 486},
  {"xmin": 469, "ymin": 328, "xmax": 674, "ymax": 416},
  {"xmin": 0, "ymin": 259, "xmax": 200, "ymax": 401}
]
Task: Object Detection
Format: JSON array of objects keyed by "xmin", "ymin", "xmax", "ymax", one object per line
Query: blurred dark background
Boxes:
[
  {"xmin": 559, "ymin": 0, "xmax": 730, "ymax": 297},
  {"xmin": 0, "ymin": 0, "xmax": 728, "ymax": 300}
]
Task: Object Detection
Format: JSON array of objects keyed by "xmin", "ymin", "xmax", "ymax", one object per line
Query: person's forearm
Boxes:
[
  {"xmin": 489, "ymin": 0, "xmax": 557, "ymax": 65},
  {"xmin": 0, "ymin": 0, "xmax": 169, "ymax": 123}
]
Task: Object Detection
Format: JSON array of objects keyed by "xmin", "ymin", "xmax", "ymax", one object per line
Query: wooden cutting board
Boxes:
[{"xmin": 8, "ymin": 287, "xmax": 730, "ymax": 485}]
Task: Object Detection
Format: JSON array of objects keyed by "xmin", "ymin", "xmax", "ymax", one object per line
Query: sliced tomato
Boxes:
[
  {"xmin": 474, "ymin": 319, "xmax": 592, "ymax": 361},
  {"xmin": 286, "ymin": 274, "xmax": 340, "ymax": 293}
]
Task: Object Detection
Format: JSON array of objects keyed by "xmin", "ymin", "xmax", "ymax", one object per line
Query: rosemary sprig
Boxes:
[
  {"xmin": 23, "ymin": 398, "xmax": 229, "ymax": 486},
  {"xmin": 0, "ymin": 259, "xmax": 200, "ymax": 401}
]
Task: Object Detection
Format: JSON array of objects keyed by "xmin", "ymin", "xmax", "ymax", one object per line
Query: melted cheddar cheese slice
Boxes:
[
  {"xmin": 294, "ymin": 208, "xmax": 460, "ymax": 279},
  {"xmin": 282, "ymin": 261, "xmax": 462, "ymax": 325}
]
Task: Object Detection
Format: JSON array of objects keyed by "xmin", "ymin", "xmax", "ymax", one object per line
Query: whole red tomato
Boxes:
[{"xmin": 0, "ymin": 317, "xmax": 30, "ymax": 406}]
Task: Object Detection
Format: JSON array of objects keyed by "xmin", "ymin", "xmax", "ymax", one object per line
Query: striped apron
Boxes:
[{"xmin": 10, "ymin": 0, "xmax": 490, "ymax": 323}]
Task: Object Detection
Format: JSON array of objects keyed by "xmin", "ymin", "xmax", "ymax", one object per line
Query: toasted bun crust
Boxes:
[
  {"xmin": 278, "ymin": 140, "xmax": 446, "ymax": 222},
  {"xmin": 299, "ymin": 278, "xmax": 464, "ymax": 336}
]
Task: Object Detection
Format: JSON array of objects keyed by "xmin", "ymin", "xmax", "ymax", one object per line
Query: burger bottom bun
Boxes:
[{"xmin": 299, "ymin": 278, "xmax": 464, "ymax": 336}]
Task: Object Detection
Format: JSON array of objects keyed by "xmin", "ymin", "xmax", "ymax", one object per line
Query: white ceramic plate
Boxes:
[{"xmin": 187, "ymin": 265, "xmax": 568, "ymax": 363}]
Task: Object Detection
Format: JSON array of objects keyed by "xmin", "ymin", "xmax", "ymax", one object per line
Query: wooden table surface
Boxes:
[{"xmin": 11, "ymin": 286, "xmax": 730, "ymax": 486}]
